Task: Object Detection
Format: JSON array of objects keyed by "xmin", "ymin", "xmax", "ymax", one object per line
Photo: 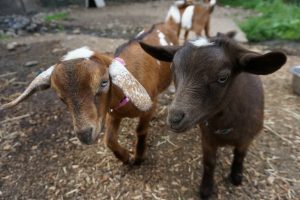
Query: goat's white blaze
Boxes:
[
  {"xmin": 190, "ymin": 37, "xmax": 214, "ymax": 47},
  {"xmin": 157, "ymin": 30, "xmax": 168, "ymax": 46},
  {"xmin": 165, "ymin": 5, "xmax": 181, "ymax": 24},
  {"xmin": 210, "ymin": 0, "xmax": 217, "ymax": 6},
  {"xmin": 109, "ymin": 59, "xmax": 152, "ymax": 111},
  {"xmin": 181, "ymin": 5, "xmax": 195, "ymax": 29},
  {"xmin": 61, "ymin": 46, "xmax": 94, "ymax": 61}
]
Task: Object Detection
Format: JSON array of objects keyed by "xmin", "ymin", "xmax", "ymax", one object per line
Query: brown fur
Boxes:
[
  {"xmin": 49, "ymin": 21, "xmax": 180, "ymax": 165},
  {"xmin": 139, "ymin": 35, "xmax": 286, "ymax": 198},
  {"xmin": 105, "ymin": 22, "xmax": 179, "ymax": 164}
]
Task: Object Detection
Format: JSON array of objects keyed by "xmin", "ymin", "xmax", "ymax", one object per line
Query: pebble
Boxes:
[
  {"xmin": 6, "ymin": 42, "xmax": 18, "ymax": 51},
  {"xmin": 72, "ymin": 28, "xmax": 81, "ymax": 34},
  {"xmin": 25, "ymin": 61, "xmax": 39, "ymax": 67}
]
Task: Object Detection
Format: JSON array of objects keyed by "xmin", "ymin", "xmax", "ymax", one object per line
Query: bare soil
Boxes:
[{"xmin": 0, "ymin": 1, "xmax": 299, "ymax": 200}]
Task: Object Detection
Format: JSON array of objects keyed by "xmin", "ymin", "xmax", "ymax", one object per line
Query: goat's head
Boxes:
[
  {"xmin": 1, "ymin": 47, "xmax": 152, "ymax": 144},
  {"xmin": 140, "ymin": 35, "xmax": 286, "ymax": 132}
]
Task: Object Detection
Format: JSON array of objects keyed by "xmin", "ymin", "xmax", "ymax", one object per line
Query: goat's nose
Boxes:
[
  {"xmin": 77, "ymin": 127, "xmax": 93, "ymax": 145},
  {"xmin": 169, "ymin": 110, "xmax": 185, "ymax": 125}
]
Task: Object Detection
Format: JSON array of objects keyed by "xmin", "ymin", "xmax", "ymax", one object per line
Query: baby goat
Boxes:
[
  {"xmin": 166, "ymin": 0, "xmax": 217, "ymax": 41},
  {"xmin": 140, "ymin": 35, "xmax": 286, "ymax": 198},
  {"xmin": 2, "ymin": 23, "xmax": 178, "ymax": 165}
]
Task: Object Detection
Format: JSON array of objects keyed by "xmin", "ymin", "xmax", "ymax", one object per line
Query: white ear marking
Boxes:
[
  {"xmin": 1, "ymin": 65, "xmax": 55, "ymax": 110},
  {"xmin": 61, "ymin": 46, "xmax": 94, "ymax": 61},
  {"xmin": 181, "ymin": 5, "xmax": 195, "ymax": 29},
  {"xmin": 109, "ymin": 59, "xmax": 152, "ymax": 111},
  {"xmin": 135, "ymin": 30, "xmax": 145, "ymax": 38}
]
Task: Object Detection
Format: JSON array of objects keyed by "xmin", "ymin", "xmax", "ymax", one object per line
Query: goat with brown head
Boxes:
[
  {"xmin": 140, "ymin": 34, "xmax": 286, "ymax": 198},
  {"xmin": 2, "ymin": 18, "xmax": 179, "ymax": 165},
  {"xmin": 1, "ymin": 47, "xmax": 152, "ymax": 146}
]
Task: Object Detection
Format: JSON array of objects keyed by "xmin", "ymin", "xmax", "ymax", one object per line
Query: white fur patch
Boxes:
[
  {"xmin": 190, "ymin": 37, "xmax": 214, "ymax": 47},
  {"xmin": 181, "ymin": 5, "xmax": 195, "ymax": 29},
  {"xmin": 210, "ymin": 0, "xmax": 217, "ymax": 6},
  {"xmin": 109, "ymin": 59, "xmax": 152, "ymax": 111},
  {"xmin": 40, "ymin": 65, "xmax": 55, "ymax": 78},
  {"xmin": 61, "ymin": 46, "xmax": 94, "ymax": 61},
  {"xmin": 157, "ymin": 31, "xmax": 168, "ymax": 46},
  {"xmin": 165, "ymin": 5, "xmax": 181, "ymax": 24},
  {"xmin": 156, "ymin": 60, "xmax": 161, "ymax": 65}
]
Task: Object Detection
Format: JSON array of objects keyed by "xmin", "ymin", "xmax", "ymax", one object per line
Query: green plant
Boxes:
[
  {"xmin": 0, "ymin": 33, "xmax": 11, "ymax": 40},
  {"xmin": 44, "ymin": 11, "xmax": 69, "ymax": 22},
  {"xmin": 220, "ymin": 0, "xmax": 300, "ymax": 41}
]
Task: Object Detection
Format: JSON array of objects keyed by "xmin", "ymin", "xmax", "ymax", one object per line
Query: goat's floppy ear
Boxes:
[
  {"xmin": 139, "ymin": 42, "xmax": 180, "ymax": 62},
  {"xmin": 1, "ymin": 65, "xmax": 55, "ymax": 110},
  {"xmin": 238, "ymin": 51, "xmax": 287, "ymax": 75},
  {"xmin": 109, "ymin": 58, "xmax": 152, "ymax": 111}
]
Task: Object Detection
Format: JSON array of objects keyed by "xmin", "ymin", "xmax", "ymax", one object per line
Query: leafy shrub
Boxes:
[{"xmin": 220, "ymin": 0, "xmax": 300, "ymax": 41}]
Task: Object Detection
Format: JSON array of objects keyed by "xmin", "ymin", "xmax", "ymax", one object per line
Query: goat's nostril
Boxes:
[
  {"xmin": 77, "ymin": 127, "xmax": 93, "ymax": 144},
  {"xmin": 170, "ymin": 111, "xmax": 185, "ymax": 124}
]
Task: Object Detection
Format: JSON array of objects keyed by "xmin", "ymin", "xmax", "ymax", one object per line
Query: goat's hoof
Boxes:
[
  {"xmin": 200, "ymin": 185, "xmax": 213, "ymax": 199},
  {"xmin": 230, "ymin": 172, "xmax": 243, "ymax": 186},
  {"xmin": 132, "ymin": 157, "xmax": 145, "ymax": 166}
]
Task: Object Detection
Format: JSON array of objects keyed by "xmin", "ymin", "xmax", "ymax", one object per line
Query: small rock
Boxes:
[
  {"xmin": 6, "ymin": 42, "xmax": 18, "ymax": 51},
  {"xmin": 72, "ymin": 28, "xmax": 81, "ymax": 34},
  {"xmin": 25, "ymin": 61, "xmax": 38, "ymax": 67},
  {"xmin": 52, "ymin": 48, "xmax": 65, "ymax": 54},
  {"xmin": 267, "ymin": 176, "xmax": 275, "ymax": 185},
  {"xmin": 3, "ymin": 144, "xmax": 11, "ymax": 150}
]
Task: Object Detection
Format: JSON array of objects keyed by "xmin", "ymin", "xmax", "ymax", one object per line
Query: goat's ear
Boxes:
[
  {"xmin": 238, "ymin": 51, "xmax": 287, "ymax": 75},
  {"xmin": 1, "ymin": 65, "xmax": 54, "ymax": 110},
  {"xmin": 109, "ymin": 59, "xmax": 152, "ymax": 111},
  {"xmin": 139, "ymin": 42, "xmax": 180, "ymax": 62},
  {"xmin": 217, "ymin": 31, "xmax": 236, "ymax": 39}
]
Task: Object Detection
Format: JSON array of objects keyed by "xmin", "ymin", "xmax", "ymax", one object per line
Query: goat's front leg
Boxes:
[
  {"xmin": 104, "ymin": 115, "xmax": 130, "ymax": 164},
  {"xmin": 230, "ymin": 146, "xmax": 248, "ymax": 185},
  {"xmin": 204, "ymin": 19, "xmax": 210, "ymax": 38},
  {"xmin": 184, "ymin": 30, "xmax": 190, "ymax": 41},
  {"xmin": 133, "ymin": 109, "xmax": 154, "ymax": 165},
  {"xmin": 200, "ymin": 140, "xmax": 217, "ymax": 199}
]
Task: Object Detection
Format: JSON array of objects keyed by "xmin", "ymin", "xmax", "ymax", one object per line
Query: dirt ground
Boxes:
[{"xmin": 0, "ymin": 1, "xmax": 300, "ymax": 200}]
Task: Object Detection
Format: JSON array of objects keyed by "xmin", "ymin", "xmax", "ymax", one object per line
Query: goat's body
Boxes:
[
  {"xmin": 177, "ymin": 1, "xmax": 215, "ymax": 40},
  {"xmin": 105, "ymin": 23, "xmax": 178, "ymax": 164},
  {"xmin": 200, "ymin": 73, "xmax": 264, "ymax": 147}
]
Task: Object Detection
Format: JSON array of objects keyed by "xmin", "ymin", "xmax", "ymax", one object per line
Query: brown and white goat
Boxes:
[
  {"xmin": 140, "ymin": 35, "xmax": 286, "ymax": 198},
  {"xmin": 166, "ymin": 0, "xmax": 216, "ymax": 41},
  {"xmin": 1, "ymin": 23, "xmax": 179, "ymax": 165}
]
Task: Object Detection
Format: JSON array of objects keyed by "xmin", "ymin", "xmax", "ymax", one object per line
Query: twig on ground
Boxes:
[
  {"xmin": 1, "ymin": 114, "xmax": 31, "ymax": 124},
  {"xmin": 264, "ymin": 125, "xmax": 293, "ymax": 144},
  {"xmin": 0, "ymin": 72, "xmax": 16, "ymax": 78}
]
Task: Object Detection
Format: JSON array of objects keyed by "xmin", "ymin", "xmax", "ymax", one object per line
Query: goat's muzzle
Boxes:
[
  {"xmin": 76, "ymin": 127, "xmax": 99, "ymax": 145},
  {"xmin": 167, "ymin": 108, "xmax": 187, "ymax": 133}
]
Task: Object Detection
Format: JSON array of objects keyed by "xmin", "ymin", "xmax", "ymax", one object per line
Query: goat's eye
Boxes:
[
  {"xmin": 101, "ymin": 80, "xmax": 109, "ymax": 88},
  {"xmin": 217, "ymin": 74, "xmax": 229, "ymax": 84}
]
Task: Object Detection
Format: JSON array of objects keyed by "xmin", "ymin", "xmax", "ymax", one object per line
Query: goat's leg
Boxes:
[
  {"xmin": 204, "ymin": 20, "xmax": 210, "ymax": 38},
  {"xmin": 200, "ymin": 141, "xmax": 217, "ymax": 199},
  {"xmin": 230, "ymin": 146, "xmax": 248, "ymax": 185},
  {"xmin": 133, "ymin": 108, "xmax": 154, "ymax": 165},
  {"xmin": 104, "ymin": 115, "xmax": 130, "ymax": 164},
  {"xmin": 184, "ymin": 30, "xmax": 190, "ymax": 41}
]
